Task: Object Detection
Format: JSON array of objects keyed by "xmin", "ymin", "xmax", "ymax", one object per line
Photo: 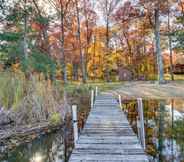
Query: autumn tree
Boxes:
[
  {"xmin": 98, "ymin": 0, "xmax": 120, "ymax": 81},
  {"xmin": 166, "ymin": 0, "xmax": 174, "ymax": 80},
  {"xmin": 0, "ymin": 0, "xmax": 182, "ymax": 83},
  {"xmin": 138, "ymin": 0, "xmax": 171, "ymax": 83},
  {"xmin": 114, "ymin": 0, "xmax": 171, "ymax": 82},
  {"xmin": 74, "ymin": 0, "xmax": 87, "ymax": 83},
  {"xmin": 82, "ymin": 0, "xmax": 97, "ymax": 80},
  {"xmin": 174, "ymin": 0, "xmax": 184, "ymax": 52},
  {"xmin": 47, "ymin": 0, "xmax": 72, "ymax": 83},
  {"xmin": 114, "ymin": 1, "xmax": 155, "ymax": 79}
]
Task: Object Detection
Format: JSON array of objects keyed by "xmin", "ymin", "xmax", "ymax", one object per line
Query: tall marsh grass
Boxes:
[
  {"xmin": 0, "ymin": 71, "xmax": 65, "ymax": 125},
  {"xmin": 0, "ymin": 71, "xmax": 25, "ymax": 110}
]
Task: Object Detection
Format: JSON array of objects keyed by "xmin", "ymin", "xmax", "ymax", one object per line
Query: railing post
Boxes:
[
  {"xmin": 136, "ymin": 116, "xmax": 141, "ymax": 142},
  {"xmin": 95, "ymin": 86, "xmax": 98, "ymax": 97},
  {"xmin": 137, "ymin": 98, "xmax": 146, "ymax": 150},
  {"xmin": 91, "ymin": 90, "xmax": 94, "ymax": 108},
  {"xmin": 72, "ymin": 105, "xmax": 78, "ymax": 146},
  {"xmin": 118, "ymin": 94, "xmax": 122, "ymax": 110}
]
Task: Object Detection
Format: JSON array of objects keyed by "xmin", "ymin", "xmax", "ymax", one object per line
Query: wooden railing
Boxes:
[{"xmin": 118, "ymin": 94, "xmax": 146, "ymax": 150}]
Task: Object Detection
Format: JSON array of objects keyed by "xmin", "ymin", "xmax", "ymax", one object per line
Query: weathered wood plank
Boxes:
[
  {"xmin": 72, "ymin": 148, "xmax": 145, "ymax": 155},
  {"xmin": 69, "ymin": 94, "xmax": 149, "ymax": 162},
  {"xmin": 75, "ymin": 143, "xmax": 142, "ymax": 149},
  {"xmin": 70, "ymin": 154, "xmax": 149, "ymax": 161}
]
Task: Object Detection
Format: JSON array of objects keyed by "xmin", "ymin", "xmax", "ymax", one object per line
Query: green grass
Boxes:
[
  {"xmin": 86, "ymin": 82, "xmax": 123, "ymax": 91},
  {"xmin": 60, "ymin": 81, "xmax": 123, "ymax": 94},
  {"xmin": 164, "ymin": 74, "xmax": 184, "ymax": 81}
]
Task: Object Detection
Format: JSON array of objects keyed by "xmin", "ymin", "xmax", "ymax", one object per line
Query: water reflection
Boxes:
[
  {"xmin": 0, "ymin": 130, "xmax": 72, "ymax": 162},
  {"xmin": 122, "ymin": 99, "xmax": 184, "ymax": 162},
  {"xmin": 0, "ymin": 95, "xmax": 90, "ymax": 162},
  {"xmin": 1, "ymin": 97, "xmax": 183, "ymax": 162},
  {"xmin": 30, "ymin": 153, "xmax": 44, "ymax": 162}
]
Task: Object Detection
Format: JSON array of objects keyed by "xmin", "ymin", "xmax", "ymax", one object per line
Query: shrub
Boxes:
[{"xmin": 49, "ymin": 112, "xmax": 62, "ymax": 126}]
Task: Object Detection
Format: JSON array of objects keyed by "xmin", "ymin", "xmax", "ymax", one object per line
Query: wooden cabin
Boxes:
[{"xmin": 173, "ymin": 55, "xmax": 184, "ymax": 74}]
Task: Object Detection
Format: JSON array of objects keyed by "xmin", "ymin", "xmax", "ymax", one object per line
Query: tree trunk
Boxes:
[
  {"xmin": 105, "ymin": 15, "xmax": 110, "ymax": 82},
  {"xmin": 32, "ymin": 0, "xmax": 55, "ymax": 81},
  {"xmin": 167, "ymin": 1, "xmax": 174, "ymax": 81},
  {"xmin": 84, "ymin": 0, "xmax": 90, "ymax": 80},
  {"xmin": 76, "ymin": 1, "xmax": 87, "ymax": 83},
  {"xmin": 123, "ymin": 31, "xmax": 132, "ymax": 65},
  {"xmin": 23, "ymin": 0, "xmax": 28, "ymax": 60},
  {"xmin": 23, "ymin": 0, "xmax": 32, "ymax": 80},
  {"xmin": 73, "ymin": 63, "xmax": 79, "ymax": 81},
  {"xmin": 154, "ymin": 9, "xmax": 164, "ymax": 84},
  {"xmin": 93, "ymin": 35, "xmax": 96, "ymax": 80},
  {"xmin": 60, "ymin": 5, "xmax": 67, "ymax": 84}
]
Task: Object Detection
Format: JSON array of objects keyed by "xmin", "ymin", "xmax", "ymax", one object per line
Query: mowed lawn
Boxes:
[{"xmin": 108, "ymin": 80, "xmax": 184, "ymax": 99}]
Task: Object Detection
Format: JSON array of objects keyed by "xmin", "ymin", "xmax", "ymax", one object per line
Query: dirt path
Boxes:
[{"xmin": 108, "ymin": 81, "xmax": 184, "ymax": 99}]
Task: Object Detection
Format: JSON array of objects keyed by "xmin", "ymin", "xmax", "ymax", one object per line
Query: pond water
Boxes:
[
  {"xmin": 0, "ymin": 97, "xmax": 184, "ymax": 162},
  {"xmin": 1, "ymin": 131, "xmax": 68, "ymax": 162},
  {"xmin": 122, "ymin": 98, "xmax": 184, "ymax": 162},
  {"xmin": 0, "ymin": 95, "xmax": 90, "ymax": 162}
]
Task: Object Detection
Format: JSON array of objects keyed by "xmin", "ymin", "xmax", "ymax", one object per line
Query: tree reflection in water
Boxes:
[
  {"xmin": 1, "ymin": 129, "xmax": 73, "ymax": 162},
  {"xmin": 1, "ymin": 97, "xmax": 183, "ymax": 162},
  {"xmin": 1, "ymin": 95, "xmax": 90, "ymax": 162},
  {"xmin": 122, "ymin": 98, "xmax": 184, "ymax": 162}
]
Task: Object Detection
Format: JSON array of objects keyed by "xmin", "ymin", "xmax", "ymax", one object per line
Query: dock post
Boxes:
[
  {"xmin": 137, "ymin": 98, "xmax": 146, "ymax": 150},
  {"xmin": 72, "ymin": 105, "xmax": 78, "ymax": 146},
  {"xmin": 118, "ymin": 94, "xmax": 122, "ymax": 110},
  {"xmin": 95, "ymin": 86, "xmax": 98, "ymax": 97},
  {"xmin": 91, "ymin": 90, "xmax": 94, "ymax": 108},
  {"xmin": 136, "ymin": 116, "xmax": 141, "ymax": 142}
]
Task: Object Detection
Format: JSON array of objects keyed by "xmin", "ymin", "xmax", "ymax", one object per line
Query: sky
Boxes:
[
  {"xmin": 94, "ymin": 0, "xmax": 126, "ymax": 26},
  {"xmin": 40, "ymin": 0, "xmax": 125, "ymax": 26},
  {"xmin": 0, "ymin": 0, "xmax": 125, "ymax": 28}
]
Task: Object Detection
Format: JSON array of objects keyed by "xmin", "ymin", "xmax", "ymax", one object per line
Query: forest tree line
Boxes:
[{"xmin": 0, "ymin": 0, "xmax": 184, "ymax": 83}]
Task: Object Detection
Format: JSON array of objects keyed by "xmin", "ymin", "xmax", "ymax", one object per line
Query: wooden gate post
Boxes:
[
  {"xmin": 137, "ymin": 98, "xmax": 146, "ymax": 150},
  {"xmin": 72, "ymin": 105, "xmax": 78, "ymax": 146}
]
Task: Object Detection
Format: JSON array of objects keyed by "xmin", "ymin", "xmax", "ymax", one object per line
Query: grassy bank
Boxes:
[{"xmin": 0, "ymin": 70, "xmax": 123, "ymax": 125}]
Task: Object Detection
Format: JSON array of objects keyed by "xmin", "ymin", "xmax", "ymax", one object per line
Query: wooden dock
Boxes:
[{"xmin": 69, "ymin": 94, "xmax": 149, "ymax": 162}]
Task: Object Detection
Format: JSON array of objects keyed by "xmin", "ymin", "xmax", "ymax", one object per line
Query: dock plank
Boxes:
[{"xmin": 69, "ymin": 94, "xmax": 149, "ymax": 162}]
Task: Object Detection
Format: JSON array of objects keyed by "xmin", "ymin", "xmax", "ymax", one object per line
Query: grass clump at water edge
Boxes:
[{"xmin": 0, "ymin": 71, "xmax": 65, "ymax": 126}]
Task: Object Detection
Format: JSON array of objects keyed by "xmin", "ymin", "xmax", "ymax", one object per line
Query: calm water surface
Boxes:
[
  {"xmin": 123, "ymin": 98, "xmax": 184, "ymax": 162},
  {"xmin": 0, "ymin": 98, "xmax": 184, "ymax": 162},
  {"xmin": 0, "ymin": 95, "xmax": 90, "ymax": 162},
  {"xmin": 1, "ymin": 131, "xmax": 69, "ymax": 162}
]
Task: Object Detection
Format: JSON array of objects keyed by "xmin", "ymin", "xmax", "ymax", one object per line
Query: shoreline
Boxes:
[{"xmin": 0, "ymin": 122, "xmax": 62, "ymax": 158}]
